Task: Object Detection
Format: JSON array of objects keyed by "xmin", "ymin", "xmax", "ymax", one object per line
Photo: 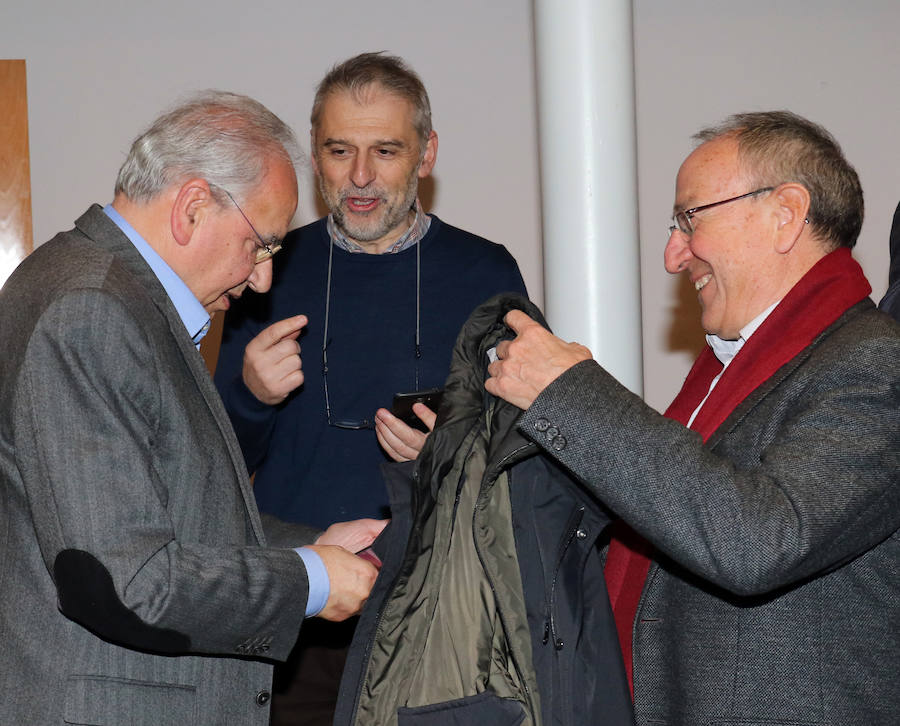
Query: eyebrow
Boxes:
[
  {"xmin": 672, "ymin": 197, "xmax": 692, "ymax": 216},
  {"xmin": 322, "ymin": 138, "xmax": 408, "ymax": 149}
]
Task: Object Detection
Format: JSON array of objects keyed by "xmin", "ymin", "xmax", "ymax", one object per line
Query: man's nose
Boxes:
[
  {"xmin": 248, "ymin": 257, "xmax": 274, "ymax": 293},
  {"xmin": 351, "ymin": 154, "xmax": 376, "ymax": 189},
  {"xmin": 664, "ymin": 228, "xmax": 693, "ymax": 274}
]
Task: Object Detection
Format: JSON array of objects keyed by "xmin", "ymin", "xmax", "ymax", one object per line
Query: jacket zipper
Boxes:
[{"xmin": 543, "ymin": 506, "xmax": 585, "ymax": 651}]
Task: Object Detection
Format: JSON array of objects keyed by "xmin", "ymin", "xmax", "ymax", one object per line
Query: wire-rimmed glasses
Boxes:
[
  {"xmin": 216, "ymin": 185, "xmax": 284, "ymax": 263},
  {"xmin": 668, "ymin": 187, "xmax": 774, "ymax": 238}
]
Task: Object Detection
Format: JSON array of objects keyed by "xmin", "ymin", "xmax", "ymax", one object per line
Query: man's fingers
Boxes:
[
  {"xmin": 255, "ymin": 314, "xmax": 307, "ymax": 348},
  {"xmin": 411, "ymin": 402, "xmax": 437, "ymax": 431},
  {"xmin": 375, "ymin": 425, "xmax": 407, "ymax": 462},
  {"xmin": 266, "ymin": 337, "xmax": 304, "ymax": 368},
  {"xmin": 242, "ymin": 331, "xmax": 305, "ymax": 404},
  {"xmin": 310, "ymin": 545, "xmax": 379, "ymax": 621},
  {"xmin": 503, "ymin": 309, "xmax": 538, "ymax": 335},
  {"xmin": 316, "ymin": 518, "xmax": 388, "ymax": 551},
  {"xmin": 375, "ymin": 408, "xmax": 427, "ymax": 461}
]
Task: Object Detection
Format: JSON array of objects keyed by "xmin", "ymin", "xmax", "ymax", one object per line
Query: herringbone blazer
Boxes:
[
  {"xmin": 521, "ymin": 301, "xmax": 900, "ymax": 725},
  {"xmin": 0, "ymin": 206, "xmax": 318, "ymax": 725}
]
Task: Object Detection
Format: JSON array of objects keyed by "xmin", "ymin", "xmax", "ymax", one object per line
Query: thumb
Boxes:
[{"xmin": 503, "ymin": 308, "xmax": 537, "ymax": 334}]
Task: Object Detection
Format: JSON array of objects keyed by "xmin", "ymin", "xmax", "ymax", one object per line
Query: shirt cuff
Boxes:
[{"xmin": 295, "ymin": 547, "xmax": 330, "ymax": 617}]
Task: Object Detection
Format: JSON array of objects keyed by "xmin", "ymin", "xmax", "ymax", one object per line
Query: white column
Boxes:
[{"xmin": 533, "ymin": 0, "xmax": 643, "ymax": 395}]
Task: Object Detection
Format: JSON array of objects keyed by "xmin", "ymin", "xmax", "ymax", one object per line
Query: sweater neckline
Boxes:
[{"xmin": 316, "ymin": 214, "xmax": 441, "ymax": 264}]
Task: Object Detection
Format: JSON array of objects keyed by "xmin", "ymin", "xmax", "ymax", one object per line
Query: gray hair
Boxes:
[
  {"xmin": 115, "ymin": 90, "xmax": 300, "ymax": 205},
  {"xmin": 694, "ymin": 110, "xmax": 863, "ymax": 249},
  {"xmin": 310, "ymin": 52, "xmax": 432, "ymax": 150}
]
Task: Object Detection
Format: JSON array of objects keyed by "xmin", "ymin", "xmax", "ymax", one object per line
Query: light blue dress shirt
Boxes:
[
  {"xmin": 103, "ymin": 204, "xmax": 328, "ymax": 617},
  {"xmin": 103, "ymin": 205, "xmax": 210, "ymax": 346}
]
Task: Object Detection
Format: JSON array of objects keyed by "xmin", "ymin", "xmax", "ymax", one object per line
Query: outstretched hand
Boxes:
[{"xmin": 484, "ymin": 310, "xmax": 592, "ymax": 410}]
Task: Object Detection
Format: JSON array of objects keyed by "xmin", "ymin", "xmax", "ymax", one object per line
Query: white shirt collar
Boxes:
[{"xmin": 706, "ymin": 300, "xmax": 781, "ymax": 367}]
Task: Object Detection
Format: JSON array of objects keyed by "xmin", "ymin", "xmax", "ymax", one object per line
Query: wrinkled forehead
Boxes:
[
  {"xmin": 315, "ymin": 85, "xmax": 416, "ymax": 132},
  {"xmin": 674, "ymin": 137, "xmax": 745, "ymax": 209}
]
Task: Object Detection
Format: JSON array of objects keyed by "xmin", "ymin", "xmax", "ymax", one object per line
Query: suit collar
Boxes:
[
  {"xmin": 101, "ymin": 204, "xmax": 209, "ymax": 344},
  {"xmin": 74, "ymin": 204, "xmax": 268, "ymax": 545}
]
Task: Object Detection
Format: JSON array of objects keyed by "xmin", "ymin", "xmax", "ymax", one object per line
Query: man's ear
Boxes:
[
  {"xmin": 418, "ymin": 130, "xmax": 438, "ymax": 179},
  {"xmin": 309, "ymin": 128, "xmax": 320, "ymax": 176},
  {"xmin": 171, "ymin": 178, "xmax": 214, "ymax": 246},
  {"xmin": 772, "ymin": 182, "xmax": 811, "ymax": 254}
]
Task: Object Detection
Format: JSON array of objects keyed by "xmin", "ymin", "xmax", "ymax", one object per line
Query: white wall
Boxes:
[
  {"xmin": 634, "ymin": 0, "xmax": 899, "ymax": 410},
  {"xmin": 3, "ymin": 0, "xmax": 897, "ymax": 413},
  {"xmin": 1, "ymin": 0, "xmax": 543, "ymax": 307}
]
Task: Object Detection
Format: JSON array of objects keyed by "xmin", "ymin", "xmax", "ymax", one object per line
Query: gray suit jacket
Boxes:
[
  {"xmin": 0, "ymin": 206, "xmax": 320, "ymax": 725},
  {"xmin": 520, "ymin": 301, "xmax": 900, "ymax": 725}
]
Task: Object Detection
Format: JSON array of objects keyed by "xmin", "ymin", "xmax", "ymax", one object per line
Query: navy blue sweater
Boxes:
[{"xmin": 215, "ymin": 215, "xmax": 527, "ymax": 528}]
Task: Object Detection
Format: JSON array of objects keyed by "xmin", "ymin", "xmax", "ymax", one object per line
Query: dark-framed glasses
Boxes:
[
  {"xmin": 322, "ymin": 344, "xmax": 377, "ymax": 430},
  {"xmin": 668, "ymin": 187, "xmax": 774, "ymax": 238},
  {"xmin": 217, "ymin": 186, "xmax": 283, "ymax": 263}
]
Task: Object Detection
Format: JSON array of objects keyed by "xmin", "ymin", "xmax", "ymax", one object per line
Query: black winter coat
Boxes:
[{"xmin": 335, "ymin": 294, "xmax": 634, "ymax": 726}]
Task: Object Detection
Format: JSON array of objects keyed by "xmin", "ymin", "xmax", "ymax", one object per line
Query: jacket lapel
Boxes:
[
  {"xmin": 703, "ymin": 301, "xmax": 870, "ymax": 451},
  {"xmin": 74, "ymin": 205, "xmax": 267, "ymax": 545}
]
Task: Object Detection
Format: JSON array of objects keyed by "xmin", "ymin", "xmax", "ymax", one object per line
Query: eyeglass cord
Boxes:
[{"xmin": 322, "ymin": 235, "xmax": 421, "ymax": 424}]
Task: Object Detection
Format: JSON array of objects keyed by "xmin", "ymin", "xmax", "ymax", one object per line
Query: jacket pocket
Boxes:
[
  {"xmin": 64, "ymin": 674, "xmax": 197, "ymax": 725},
  {"xmin": 397, "ymin": 690, "xmax": 526, "ymax": 726},
  {"xmin": 542, "ymin": 505, "xmax": 586, "ymax": 651}
]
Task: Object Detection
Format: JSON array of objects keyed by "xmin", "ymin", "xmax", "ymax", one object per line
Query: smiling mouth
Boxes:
[{"xmin": 695, "ymin": 273, "xmax": 712, "ymax": 291}]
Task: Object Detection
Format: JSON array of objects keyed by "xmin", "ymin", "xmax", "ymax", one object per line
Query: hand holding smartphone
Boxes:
[{"xmin": 390, "ymin": 387, "xmax": 444, "ymax": 432}]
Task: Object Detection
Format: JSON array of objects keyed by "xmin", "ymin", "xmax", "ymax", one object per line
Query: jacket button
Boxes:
[
  {"xmin": 551, "ymin": 435, "xmax": 567, "ymax": 451},
  {"xmin": 534, "ymin": 417, "xmax": 551, "ymax": 432},
  {"xmin": 576, "ymin": 528, "xmax": 587, "ymax": 539},
  {"xmin": 546, "ymin": 426, "xmax": 559, "ymax": 439},
  {"xmin": 256, "ymin": 690, "xmax": 271, "ymax": 707}
]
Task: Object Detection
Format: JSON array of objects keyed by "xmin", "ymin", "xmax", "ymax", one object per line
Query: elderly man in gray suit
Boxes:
[
  {"xmin": 485, "ymin": 111, "xmax": 899, "ymax": 724},
  {"xmin": 0, "ymin": 91, "xmax": 384, "ymax": 725}
]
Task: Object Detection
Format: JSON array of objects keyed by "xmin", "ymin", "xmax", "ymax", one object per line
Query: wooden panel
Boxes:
[
  {"xmin": 199, "ymin": 312, "xmax": 225, "ymax": 377},
  {"xmin": 0, "ymin": 59, "xmax": 33, "ymax": 287}
]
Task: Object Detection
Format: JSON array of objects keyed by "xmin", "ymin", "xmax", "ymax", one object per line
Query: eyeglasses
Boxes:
[
  {"xmin": 668, "ymin": 187, "xmax": 774, "ymax": 237},
  {"xmin": 321, "ymin": 236, "xmax": 421, "ymax": 430},
  {"xmin": 218, "ymin": 186, "xmax": 283, "ymax": 263}
]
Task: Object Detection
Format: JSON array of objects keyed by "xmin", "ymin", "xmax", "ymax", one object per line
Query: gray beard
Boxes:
[{"xmin": 319, "ymin": 171, "xmax": 419, "ymax": 244}]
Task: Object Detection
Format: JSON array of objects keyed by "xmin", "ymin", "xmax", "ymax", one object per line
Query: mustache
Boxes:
[{"xmin": 339, "ymin": 186, "xmax": 385, "ymax": 202}]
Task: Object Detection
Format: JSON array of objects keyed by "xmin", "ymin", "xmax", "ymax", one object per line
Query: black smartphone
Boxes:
[{"xmin": 390, "ymin": 387, "xmax": 444, "ymax": 432}]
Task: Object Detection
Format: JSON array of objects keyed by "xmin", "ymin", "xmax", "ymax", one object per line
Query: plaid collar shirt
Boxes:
[{"xmin": 326, "ymin": 198, "xmax": 431, "ymax": 253}]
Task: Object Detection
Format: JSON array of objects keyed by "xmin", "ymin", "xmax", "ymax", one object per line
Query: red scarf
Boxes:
[{"xmin": 605, "ymin": 248, "xmax": 871, "ymax": 695}]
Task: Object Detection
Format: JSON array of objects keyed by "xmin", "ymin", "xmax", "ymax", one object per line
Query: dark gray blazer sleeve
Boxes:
[{"xmin": 519, "ymin": 320, "xmax": 900, "ymax": 597}]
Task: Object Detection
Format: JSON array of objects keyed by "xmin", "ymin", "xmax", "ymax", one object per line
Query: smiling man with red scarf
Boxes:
[{"xmin": 485, "ymin": 111, "xmax": 900, "ymax": 726}]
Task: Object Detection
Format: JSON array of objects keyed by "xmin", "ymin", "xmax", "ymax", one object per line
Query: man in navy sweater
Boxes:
[{"xmin": 215, "ymin": 52, "xmax": 526, "ymax": 725}]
